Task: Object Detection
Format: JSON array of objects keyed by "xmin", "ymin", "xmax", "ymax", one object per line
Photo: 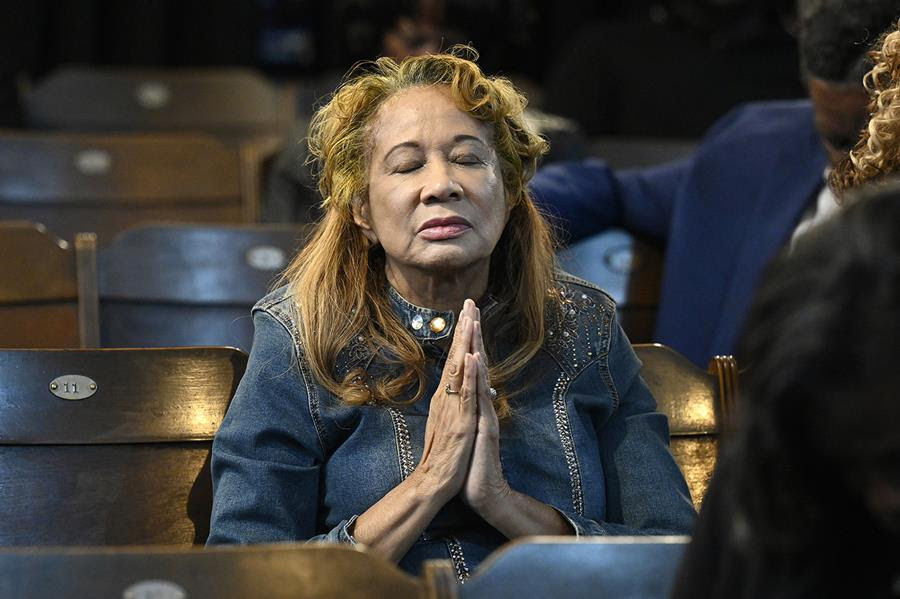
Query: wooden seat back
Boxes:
[
  {"xmin": 0, "ymin": 131, "xmax": 261, "ymax": 242},
  {"xmin": 0, "ymin": 347, "xmax": 247, "ymax": 546},
  {"xmin": 558, "ymin": 230, "xmax": 663, "ymax": 343},
  {"xmin": 24, "ymin": 67, "xmax": 296, "ymax": 141},
  {"xmin": 424, "ymin": 536, "xmax": 688, "ymax": 599},
  {"xmin": 97, "ymin": 223, "xmax": 308, "ymax": 350},
  {"xmin": 634, "ymin": 343, "xmax": 739, "ymax": 507},
  {"xmin": 0, "ymin": 222, "xmax": 99, "ymax": 348},
  {"xmin": 0, "ymin": 543, "xmax": 422, "ymax": 599}
]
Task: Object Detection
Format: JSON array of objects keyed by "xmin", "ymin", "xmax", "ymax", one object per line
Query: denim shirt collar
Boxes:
[{"xmin": 386, "ymin": 286, "xmax": 500, "ymax": 342}]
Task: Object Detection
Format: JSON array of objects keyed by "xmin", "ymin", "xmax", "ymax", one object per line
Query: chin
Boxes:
[{"xmin": 414, "ymin": 248, "xmax": 491, "ymax": 274}]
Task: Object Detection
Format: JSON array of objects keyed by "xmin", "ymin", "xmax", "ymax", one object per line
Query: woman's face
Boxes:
[{"xmin": 355, "ymin": 85, "xmax": 508, "ymax": 279}]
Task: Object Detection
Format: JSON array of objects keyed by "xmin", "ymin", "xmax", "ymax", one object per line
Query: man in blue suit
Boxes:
[{"xmin": 531, "ymin": 0, "xmax": 899, "ymax": 367}]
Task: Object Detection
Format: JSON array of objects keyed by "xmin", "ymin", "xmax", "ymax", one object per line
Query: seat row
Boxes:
[
  {"xmin": 0, "ymin": 130, "xmax": 279, "ymax": 242},
  {"xmin": 1, "ymin": 217, "xmax": 670, "ymax": 352},
  {"xmin": 0, "ymin": 537, "xmax": 689, "ymax": 599},
  {"xmin": 0, "ymin": 221, "xmax": 309, "ymax": 351},
  {"xmin": 0, "ymin": 342, "xmax": 734, "ymax": 552},
  {"xmin": 21, "ymin": 67, "xmax": 298, "ymax": 141}
]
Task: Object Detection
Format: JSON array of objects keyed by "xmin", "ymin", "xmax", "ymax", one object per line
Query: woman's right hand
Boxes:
[{"xmin": 413, "ymin": 298, "xmax": 479, "ymax": 504}]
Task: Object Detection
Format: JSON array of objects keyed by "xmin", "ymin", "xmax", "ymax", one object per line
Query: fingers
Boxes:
[
  {"xmin": 472, "ymin": 320, "xmax": 488, "ymax": 368},
  {"xmin": 471, "ymin": 352, "xmax": 499, "ymax": 427},
  {"xmin": 443, "ymin": 299, "xmax": 476, "ymax": 389},
  {"xmin": 461, "ymin": 353, "xmax": 477, "ymax": 412}
]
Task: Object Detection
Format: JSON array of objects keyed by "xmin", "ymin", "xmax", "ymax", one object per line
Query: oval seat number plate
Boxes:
[
  {"xmin": 123, "ymin": 580, "xmax": 187, "ymax": 599},
  {"xmin": 49, "ymin": 375, "xmax": 97, "ymax": 400},
  {"xmin": 246, "ymin": 245, "xmax": 287, "ymax": 271}
]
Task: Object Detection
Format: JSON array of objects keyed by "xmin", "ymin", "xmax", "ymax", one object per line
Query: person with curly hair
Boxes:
[
  {"xmin": 832, "ymin": 19, "xmax": 900, "ymax": 193},
  {"xmin": 671, "ymin": 182, "xmax": 900, "ymax": 597},
  {"xmin": 207, "ymin": 49, "xmax": 694, "ymax": 577},
  {"xmin": 530, "ymin": 0, "xmax": 900, "ymax": 368}
]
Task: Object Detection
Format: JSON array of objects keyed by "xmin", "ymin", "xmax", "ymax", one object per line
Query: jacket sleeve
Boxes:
[
  {"xmin": 529, "ymin": 158, "xmax": 689, "ymax": 245},
  {"xmin": 528, "ymin": 103, "xmax": 763, "ymax": 246},
  {"xmin": 207, "ymin": 308, "xmax": 356, "ymax": 545},
  {"xmin": 558, "ymin": 315, "xmax": 696, "ymax": 537}
]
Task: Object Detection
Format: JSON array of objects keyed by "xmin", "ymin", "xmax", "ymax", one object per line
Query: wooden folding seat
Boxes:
[
  {"xmin": 0, "ymin": 131, "xmax": 264, "ymax": 242},
  {"xmin": 0, "ymin": 347, "xmax": 247, "ymax": 546},
  {"xmin": 0, "ymin": 221, "xmax": 99, "ymax": 348},
  {"xmin": 558, "ymin": 230, "xmax": 663, "ymax": 343},
  {"xmin": 634, "ymin": 343, "xmax": 739, "ymax": 507},
  {"xmin": 23, "ymin": 67, "xmax": 297, "ymax": 142},
  {"xmin": 0, "ymin": 543, "xmax": 422, "ymax": 599},
  {"xmin": 424, "ymin": 536, "xmax": 688, "ymax": 598},
  {"xmin": 96, "ymin": 223, "xmax": 309, "ymax": 351}
]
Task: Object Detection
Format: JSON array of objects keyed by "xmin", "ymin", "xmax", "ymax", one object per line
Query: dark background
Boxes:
[{"xmin": 0, "ymin": 0, "xmax": 805, "ymax": 136}]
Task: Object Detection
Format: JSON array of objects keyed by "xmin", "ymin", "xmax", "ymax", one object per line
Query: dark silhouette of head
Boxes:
[{"xmin": 730, "ymin": 181, "xmax": 900, "ymax": 595}]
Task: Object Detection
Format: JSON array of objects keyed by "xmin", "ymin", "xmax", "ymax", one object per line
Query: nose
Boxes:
[{"xmin": 420, "ymin": 161, "xmax": 463, "ymax": 203}]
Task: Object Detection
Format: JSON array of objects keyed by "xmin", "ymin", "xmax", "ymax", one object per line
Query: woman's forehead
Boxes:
[{"xmin": 369, "ymin": 86, "xmax": 492, "ymax": 152}]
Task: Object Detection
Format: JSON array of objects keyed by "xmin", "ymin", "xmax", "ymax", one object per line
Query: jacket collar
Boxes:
[{"xmin": 387, "ymin": 286, "xmax": 501, "ymax": 342}]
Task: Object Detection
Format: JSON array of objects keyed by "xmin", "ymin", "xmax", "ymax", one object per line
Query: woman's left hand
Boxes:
[{"xmin": 461, "ymin": 315, "xmax": 512, "ymax": 515}]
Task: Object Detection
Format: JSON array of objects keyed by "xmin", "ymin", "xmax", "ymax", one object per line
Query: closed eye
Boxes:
[
  {"xmin": 453, "ymin": 155, "xmax": 485, "ymax": 166},
  {"xmin": 393, "ymin": 162, "xmax": 424, "ymax": 174}
]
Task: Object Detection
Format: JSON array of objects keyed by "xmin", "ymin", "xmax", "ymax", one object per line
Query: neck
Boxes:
[{"xmin": 386, "ymin": 259, "xmax": 490, "ymax": 313}]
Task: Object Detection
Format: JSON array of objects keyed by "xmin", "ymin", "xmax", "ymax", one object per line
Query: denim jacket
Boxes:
[{"xmin": 208, "ymin": 272, "xmax": 695, "ymax": 579}]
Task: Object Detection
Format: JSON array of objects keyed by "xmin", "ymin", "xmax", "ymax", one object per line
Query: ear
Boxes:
[{"xmin": 352, "ymin": 197, "xmax": 379, "ymax": 245}]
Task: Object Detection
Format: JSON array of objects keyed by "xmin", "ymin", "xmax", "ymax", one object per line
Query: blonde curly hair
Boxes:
[{"xmin": 832, "ymin": 19, "xmax": 900, "ymax": 195}]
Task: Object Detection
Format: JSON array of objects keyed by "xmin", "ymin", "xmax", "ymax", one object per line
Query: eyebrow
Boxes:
[{"xmin": 381, "ymin": 134, "xmax": 489, "ymax": 162}]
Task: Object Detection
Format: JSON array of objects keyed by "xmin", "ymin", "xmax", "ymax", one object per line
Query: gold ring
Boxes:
[{"xmin": 445, "ymin": 383, "xmax": 460, "ymax": 395}]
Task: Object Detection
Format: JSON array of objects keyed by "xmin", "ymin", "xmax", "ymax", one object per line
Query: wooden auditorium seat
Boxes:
[
  {"xmin": 23, "ymin": 67, "xmax": 296, "ymax": 142},
  {"xmin": 0, "ymin": 544, "xmax": 423, "ymax": 599},
  {"xmin": 634, "ymin": 343, "xmax": 739, "ymax": 507},
  {"xmin": 0, "ymin": 131, "xmax": 264, "ymax": 242},
  {"xmin": 0, "ymin": 221, "xmax": 99, "ymax": 348},
  {"xmin": 0, "ymin": 346, "xmax": 247, "ymax": 546},
  {"xmin": 558, "ymin": 230, "xmax": 663, "ymax": 343},
  {"xmin": 96, "ymin": 223, "xmax": 309, "ymax": 351},
  {"xmin": 425, "ymin": 536, "xmax": 688, "ymax": 598}
]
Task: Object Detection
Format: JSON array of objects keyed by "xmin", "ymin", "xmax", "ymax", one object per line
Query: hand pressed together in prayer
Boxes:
[
  {"xmin": 350, "ymin": 299, "xmax": 570, "ymax": 563},
  {"xmin": 418, "ymin": 298, "xmax": 510, "ymax": 515}
]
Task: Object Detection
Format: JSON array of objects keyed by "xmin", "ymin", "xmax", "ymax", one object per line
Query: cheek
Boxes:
[
  {"xmin": 486, "ymin": 174, "xmax": 509, "ymax": 229},
  {"xmin": 366, "ymin": 184, "xmax": 413, "ymax": 234}
]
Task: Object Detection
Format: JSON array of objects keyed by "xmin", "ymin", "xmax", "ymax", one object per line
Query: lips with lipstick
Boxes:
[{"xmin": 417, "ymin": 216, "xmax": 472, "ymax": 241}]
